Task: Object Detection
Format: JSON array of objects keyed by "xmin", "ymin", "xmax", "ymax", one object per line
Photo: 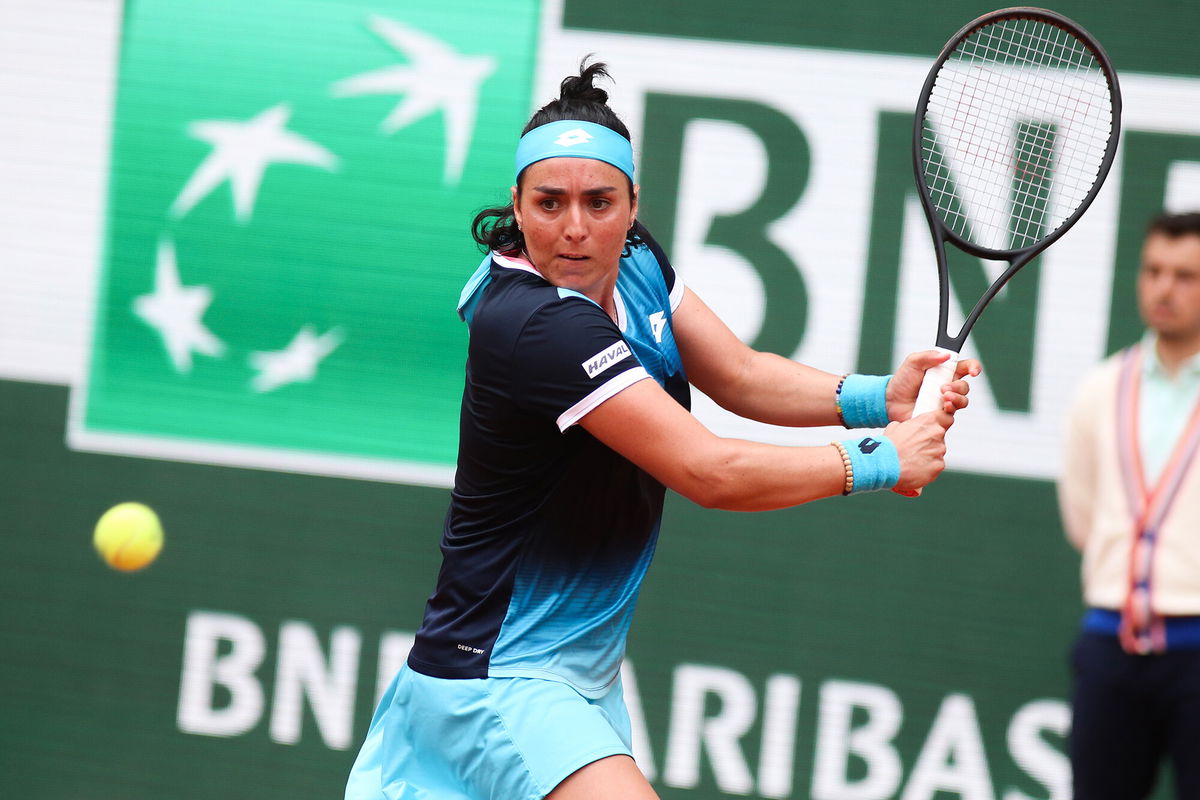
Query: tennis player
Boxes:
[{"xmin": 344, "ymin": 59, "xmax": 981, "ymax": 800}]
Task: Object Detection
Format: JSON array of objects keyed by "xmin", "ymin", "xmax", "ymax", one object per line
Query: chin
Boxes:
[{"xmin": 1158, "ymin": 326, "xmax": 1199, "ymax": 341}]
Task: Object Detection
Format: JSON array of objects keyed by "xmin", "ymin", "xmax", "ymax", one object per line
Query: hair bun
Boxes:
[
  {"xmin": 559, "ymin": 58, "xmax": 610, "ymax": 104},
  {"xmin": 521, "ymin": 56, "xmax": 630, "ymax": 142}
]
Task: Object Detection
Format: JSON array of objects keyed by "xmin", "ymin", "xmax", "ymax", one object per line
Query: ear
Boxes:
[
  {"xmin": 630, "ymin": 183, "xmax": 639, "ymax": 228},
  {"xmin": 510, "ymin": 185, "xmax": 521, "ymax": 228}
]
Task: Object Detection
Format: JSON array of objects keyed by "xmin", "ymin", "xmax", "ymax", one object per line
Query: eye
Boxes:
[
  {"xmin": 589, "ymin": 197, "xmax": 612, "ymax": 210},
  {"xmin": 538, "ymin": 197, "xmax": 559, "ymax": 211}
]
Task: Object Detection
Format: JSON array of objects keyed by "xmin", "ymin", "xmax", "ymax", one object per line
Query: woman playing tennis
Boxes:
[{"xmin": 345, "ymin": 59, "xmax": 980, "ymax": 800}]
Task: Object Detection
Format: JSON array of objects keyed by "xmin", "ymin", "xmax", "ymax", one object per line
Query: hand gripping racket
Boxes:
[{"xmin": 911, "ymin": 7, "xmax": 1122, "ymax": 416}]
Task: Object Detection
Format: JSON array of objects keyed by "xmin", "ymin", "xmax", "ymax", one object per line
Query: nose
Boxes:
[{"xmin": 562, "ymin": 203, "xmax": 587, "ymax": 241}]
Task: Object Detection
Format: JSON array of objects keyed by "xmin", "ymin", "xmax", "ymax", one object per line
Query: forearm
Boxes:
[
  {"xmin": 581, "ymin": 379, "xmax": 845, "ymax": 509},
  {"xmin": 676, "ymin": 289, "xmax": 854, "ymax": 427},
  {"xmin": 582, "ymin": 377, "xmax": 915, "ymax": 510},
  {"xmin": 700, "ymin": 351, "xmax": 845, "ymax": 427},
  {"xmin": 677, "ymin": 436, "xmax": 847, "ymax": 511}
]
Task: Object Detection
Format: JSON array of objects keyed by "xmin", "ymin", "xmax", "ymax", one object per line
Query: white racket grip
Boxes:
[{"xmin": 912, "ymin": 348, "xmax": 960, "ymax": 417}]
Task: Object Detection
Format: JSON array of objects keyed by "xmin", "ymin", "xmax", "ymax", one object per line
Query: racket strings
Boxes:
[
  {"xmin": 927, "ymin": 20, "xmax": 1107, "ymax": 246},
  {"xmin": 921, "ymin": 16, "xmax": 1115, "ymax": 252}
]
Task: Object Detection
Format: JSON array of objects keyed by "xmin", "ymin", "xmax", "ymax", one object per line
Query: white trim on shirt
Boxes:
[
  {"xmin": 556, "ymin": 368, "xmax": 651, "ymax": 432},
  {"xmin": 614, "ymin": 287, "xmax": 628, "ymax": 332},
  {"xmin": 668, "ymin": 275, "xmax": 685, "ymax": 312},
  {"xmin": 491, "ymin": 252, "xmax": 543, "ymax": 277}
]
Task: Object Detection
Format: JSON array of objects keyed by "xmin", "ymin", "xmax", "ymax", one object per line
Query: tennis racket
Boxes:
[{"xmin": 910, "ymin": 7, "xmax": 1122, "ymax": 417}]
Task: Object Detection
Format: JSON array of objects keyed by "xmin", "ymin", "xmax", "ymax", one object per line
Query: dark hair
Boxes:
[
  {"xmin": 1147, "ymin": 211, "xmax": 1200, "ymax": 238},
  {"xmin": 471, "ymin": 58, "xmax": 642, "ymax": 256}
]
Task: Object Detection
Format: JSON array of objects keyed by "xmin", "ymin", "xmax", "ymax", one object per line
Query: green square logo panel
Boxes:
[{"xmin": 76, "ymin": 0, "xmax": 540, "ymax": 482}]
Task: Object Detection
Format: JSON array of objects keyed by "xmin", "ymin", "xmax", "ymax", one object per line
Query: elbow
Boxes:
[
  {"xmin": 685, "ymin": 484, "xmax": 726, "ymax": 510},
  {"xmin": 1065, "ymin": 525, "xmax": 1089, "ymax": 552},
  {"xmin": 1057, "ymin": 493, "xmax": 1091, "ymax": 552},
  {"xmin": 674, "ymin": 453, "xmax": 742, "ymax": 510}
]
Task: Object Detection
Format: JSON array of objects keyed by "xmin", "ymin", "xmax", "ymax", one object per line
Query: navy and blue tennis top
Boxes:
[{"xmin": 406, "ymin": 227, "xmax": 689, "ymax": 697}]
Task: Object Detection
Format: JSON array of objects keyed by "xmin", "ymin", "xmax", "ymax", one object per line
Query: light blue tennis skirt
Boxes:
[{"xmin": 345, "ymin": 665, "xmax": 634, "ymax": 800}]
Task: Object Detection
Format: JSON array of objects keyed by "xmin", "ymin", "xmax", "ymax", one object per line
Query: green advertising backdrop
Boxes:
[
  {"xmin": 80, "ymin": 0, "xmax": 539, "ymax": 481},
  {"xmin": 6, "ymin": 0, "xmax": 1200, "ymax": 798}
]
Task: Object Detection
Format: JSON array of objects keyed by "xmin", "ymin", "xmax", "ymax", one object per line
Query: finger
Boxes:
[
  {"xmin": 903, "ymin": 349, "xmax": 953, "ymax": 372},
  {"xmin": 919, "ymin": 349, "xmax": 954, "ymax": 367},
  {"xmin": 953, "ymin": 359, "xmax": 982, "ymax": 379},
  {"xmin": 941, "ymin": 392, "xmax": 968, "ymax": 412},
  {"xmin": 942, "ymin": 384, "xmax": 970, "ymax": 405},
  {"xmin": 937, "ymin": 383, "xmax": 970, "ymax": 405},
  {"xmin": 941, "ymin": 377, "xmax": 971, "ymax": 396}
]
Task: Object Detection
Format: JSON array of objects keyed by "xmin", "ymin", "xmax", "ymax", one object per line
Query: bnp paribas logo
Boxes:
[{"xmin": 69, "ymin": 0, "xmax": 540, "ymax": 485}]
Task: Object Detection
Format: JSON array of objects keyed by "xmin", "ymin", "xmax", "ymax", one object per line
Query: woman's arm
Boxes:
[
  {"xmin": 671, "ymin": 288, "xmax": 842, "ymax": 426},
  {"xmin": 671, "ymin": 288, "xmax": 979, "ymax": 425},
  {"xmin": 579, "ymin": 377, "xmax": 951, "ymax": 511}
]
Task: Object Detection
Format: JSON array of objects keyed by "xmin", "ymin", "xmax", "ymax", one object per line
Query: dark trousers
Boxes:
[{"xmin": 1071, "ymin": 633, "xmax": 1200, "ymax": 799}]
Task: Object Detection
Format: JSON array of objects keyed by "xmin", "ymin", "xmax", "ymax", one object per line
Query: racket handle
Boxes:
[
  {"xmin": 896, "ymin": 348, "xmax": 959, "ymax": 499},
  {"xmin": 912, "ymin": 348, "xmax": 959, "ymax": 417}
]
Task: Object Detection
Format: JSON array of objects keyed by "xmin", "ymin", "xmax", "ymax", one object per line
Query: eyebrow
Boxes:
[{"xmin": 531, "ymin": 185, "xmax": 618, "ymax": 196}]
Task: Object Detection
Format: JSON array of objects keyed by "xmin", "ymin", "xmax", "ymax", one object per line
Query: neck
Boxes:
[
  {"xmin": 522, "ymin": 250, "xmax": 620, "ymax": 322},
  {"xmin": 1155, "ymin": 332, "xmax": 1200, "ymax": 377},
  {"xmin": 595, "ymin": 281, "xmax": 619, "ymax": 323}
]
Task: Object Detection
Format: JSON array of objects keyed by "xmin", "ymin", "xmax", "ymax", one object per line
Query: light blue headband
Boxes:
[{"xmin": 515, "ymin": 120, "xmax": 635, "ymax": 182}]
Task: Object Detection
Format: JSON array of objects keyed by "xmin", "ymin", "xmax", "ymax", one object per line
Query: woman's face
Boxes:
[{"xmin": 512, "ymin": 157, "xmax": 638, "ymax": 298}]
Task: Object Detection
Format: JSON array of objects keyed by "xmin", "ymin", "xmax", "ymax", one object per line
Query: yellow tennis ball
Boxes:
[{"xmin": 94, "ymin": 502, "xmax": 163, "ymax": 572}]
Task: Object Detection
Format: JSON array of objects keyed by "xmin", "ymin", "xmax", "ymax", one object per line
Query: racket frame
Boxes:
[{"xmin": 911, "ymin": 6, "xmax": 1123, "ymax": 353}]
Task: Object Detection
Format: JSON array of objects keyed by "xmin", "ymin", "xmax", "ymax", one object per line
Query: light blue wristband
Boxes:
[
  {"xmin": 837, "ymin": 374, "xmax": 891, "ymax": 428},
  {"xmin": 841, "ymin": 435, "xmax": 901, "ymax": 493}
]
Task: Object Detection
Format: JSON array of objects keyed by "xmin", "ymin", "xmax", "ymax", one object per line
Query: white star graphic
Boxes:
[
  {"xmin": 248, "ymin": 325, "xmax": 345, "ymax": 393},
  {"xmin": 133, "ymin": 239, "xmax": 226, "ymax": 373},
  {"xmin": 170, "ymin": 104, "xmax": 338, "ymax": 223},
  {"xmin": 331, "ymin": 16, "xmax": 496, "ymax": 185}
]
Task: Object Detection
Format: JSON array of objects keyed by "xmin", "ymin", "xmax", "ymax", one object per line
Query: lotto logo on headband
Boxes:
[{"xmin": 554, "ymin": 128, "xmax": 593, "ymax": 147}]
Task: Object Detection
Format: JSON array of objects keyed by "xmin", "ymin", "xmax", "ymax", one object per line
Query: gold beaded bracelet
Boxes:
[{"xmin": 830, "ymin": 441, "xmax": 854, "ymax": 496}]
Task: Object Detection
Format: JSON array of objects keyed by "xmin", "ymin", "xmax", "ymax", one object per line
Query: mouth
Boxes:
[{"xmin": 559, "ymin": 254, "xmax": 589, "ymax": 261}]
